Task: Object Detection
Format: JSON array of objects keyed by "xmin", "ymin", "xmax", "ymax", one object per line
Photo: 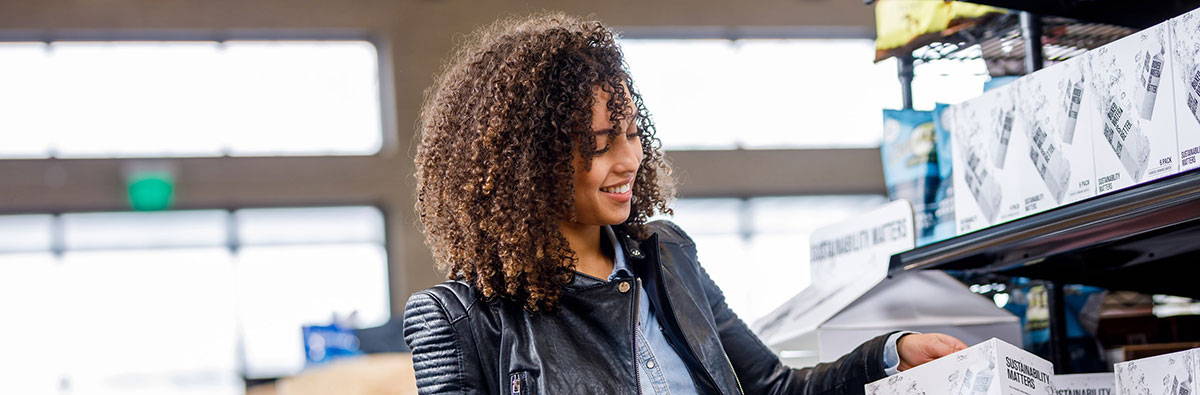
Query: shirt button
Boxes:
[
  {"xmin": 646, "ymin": 360, "xmax": 656, "ymax": 369},
  {"xmin": 618, "ymin": 281, "xmax": 631, "ymax": 293}
]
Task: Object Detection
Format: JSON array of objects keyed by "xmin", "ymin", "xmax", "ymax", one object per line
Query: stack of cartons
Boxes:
[{"xmin": 947, "ymin": 6, "xmax": 1200, "ymax": 237}]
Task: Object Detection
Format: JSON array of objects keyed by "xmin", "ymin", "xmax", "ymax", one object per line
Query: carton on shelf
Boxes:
[
  {"xmin": 949, "ymin": 85, "xmax": 1026, "ymax": 235},
  {"xmin": 1085, "ymin": 21, "xmax": 1179, "ymax": 194},
  {"xmin": 1016, "ymin": 57, "xmax": 1098, "ymax": 215},
  {"xmin": 1054, "ymin": 373, "xmax": 1114, "ymax": 395},
  {"xmin": 865, "ymin": 338, "xmax": 1055, "ymax": 395},
  {"xmin": 1114, "ymin": 348, "xmax": 1197, "ymax": 395},
  {"xmin": 1170, "ymin": 7, "xmax": 1200, "ymax": 172}
]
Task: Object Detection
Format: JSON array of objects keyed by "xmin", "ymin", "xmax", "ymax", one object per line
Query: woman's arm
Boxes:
[
  {"xmin": 699, "ymin": 261, "xmax": 892, "ymax": 394},
  {"xmin": 403, "ymin": 289, "xmax": 484, "ymax": 394},
  {"xmin": 655, "ymin": 220, "xmax": 890, "ymax": 395}
]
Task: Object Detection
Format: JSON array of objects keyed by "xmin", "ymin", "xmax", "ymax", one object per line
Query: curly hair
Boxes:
[{"xmin": 414, "ymin": 13, "xmax": 674, "ymax": 311}]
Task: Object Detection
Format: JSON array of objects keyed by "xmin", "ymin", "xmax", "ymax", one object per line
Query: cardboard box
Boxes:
[
  {"xmin": 1170, "ymin": 7, "xmax": 1200, "ymax": 172},
  {"xmin": 1016, "ymin": 57, "xmax": 1098, "ymax": 213},
  {"xmin": 1114, "ymin": 348, "xmax": 1198, "ymax": 395},
  {"xmin": 865, "ymin": 338, "xmax": 1055, "ymax": 395},
  {"xmin": 1086, "ymin": 21, "xmax": 1179, "ymax": 193},
  {"xmin": 1054, "ymin": 373, "xmax": 1114, "ymax": 395},
  {"xmin": 949, "ymin": 86, "xmax": 1025, "ymax": 234}
]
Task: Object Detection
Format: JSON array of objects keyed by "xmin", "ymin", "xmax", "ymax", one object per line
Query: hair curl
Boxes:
[{"xmin": 414, "ymin": 13, "xmax": 674, "ymax": 311}]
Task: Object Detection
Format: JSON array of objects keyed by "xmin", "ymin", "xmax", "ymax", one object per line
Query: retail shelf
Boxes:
[
  {"xmin": 905, "ymin": 13, "xmax": 1133, "ymax": 76},
  {"xmin": 889, "ymin": 168, "xmax": 1200, "ymax": 299}
]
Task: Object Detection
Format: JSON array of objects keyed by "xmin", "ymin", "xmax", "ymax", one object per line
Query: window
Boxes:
[
  {"xmin": 620, "ymin": 38, "xmax": 989, "ymax": 150},
  {"xmin": 656, "ymin": 195, "xmax": 888, "ymax": 323},
  {"xmin": 0, "ymin": 206, "xmax": 389, "ymax": 393},
  {"xmin": 0, "ymin": 40, "xmax": 382, "ymax": 159}
]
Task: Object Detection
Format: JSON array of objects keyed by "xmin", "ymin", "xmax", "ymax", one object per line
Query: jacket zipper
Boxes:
[
  {"xmin": 657, "ymin": 266, "xmax": 732, "ymax": 394},
  {"xmin": 631, "ymin": 277, "xmax": 642, "ymax": 395}
]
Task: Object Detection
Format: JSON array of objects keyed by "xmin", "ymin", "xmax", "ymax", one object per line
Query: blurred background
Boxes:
[{"xmin": 6, "ymin": 0, "xmax": 1194, "ymax": 394}]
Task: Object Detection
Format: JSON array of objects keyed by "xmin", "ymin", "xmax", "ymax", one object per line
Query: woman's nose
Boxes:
[{"xmin": 611, "ymin": 135, "xmax": 642, "ymax": 172}]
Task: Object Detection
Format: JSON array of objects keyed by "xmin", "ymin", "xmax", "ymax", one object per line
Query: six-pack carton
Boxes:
[
  {"xmin": 1114, "ymin": 348, "xmax": 1198, "ymax": 395},
  {"xmin": 1085, "ymin": 20, "xmax": 1180, "ymax": 194},
  {"xmin": 866, "ymin": 338, "xmax": 1055, "ymax": 395}
]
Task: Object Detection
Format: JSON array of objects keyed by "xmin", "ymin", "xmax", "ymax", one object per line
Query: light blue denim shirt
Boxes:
[{"xmin": 599, "ymin": 226, "xmax": 907, "ymax": 394}]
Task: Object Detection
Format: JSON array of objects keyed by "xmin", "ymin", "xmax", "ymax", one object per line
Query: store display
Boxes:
[
  {"xmin": 1114, "ymin": 348, "xmax": 1197, "ymax": 395},
  {"xmin": 1054, "ymin": 373, "xmax": 1114, "ymax": 395},
  {"xmin": 883, "ymin": 109, "xmax": 955, "ymax": 246},
  {"xmin": 865, "ymin": 338, "xmax": 1054, "ymax": 395},
  {"xmin": 1017, "ymin": 58, "xmax": 1098, "ymax": 210},
  {"xmin": 1170, "ymin": 7, "xmax": 1200, "ymax": 172},
  {"xmin": 1085, "ymin": 21, "xmax": 1179, "ymax": 192}
]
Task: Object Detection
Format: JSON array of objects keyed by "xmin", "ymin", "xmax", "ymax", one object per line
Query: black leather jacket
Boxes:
[{"xmin": 403, "ymin": 220, "xmax": 892, "ymax": 394}]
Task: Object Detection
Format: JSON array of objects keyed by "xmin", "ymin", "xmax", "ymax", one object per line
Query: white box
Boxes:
[
  {"xmin": 1086, "ymin": 21, "xmax": 1180, "ymax": 193},
  {"xmin": 949, "ymin": 86, "xmax": 1027, "ymax": 234},
  {"xmin": 1054, "ymin": 373, "xmax": 1114, "ymax": 395},
  {"xmin": 1114, "ymin": 348, "xmax": 1198, "ymax": 395},
  {"xmin": 865, "ymin": 338, "xmax": 1055, "ymax": 395},
  {"xmin": 1016, "ymin": 57, "xmax": 1098, "ymax": 214},
  {"xmin": 1170, "ymin": 8, "xmax": 1200, "ymax": 172}
]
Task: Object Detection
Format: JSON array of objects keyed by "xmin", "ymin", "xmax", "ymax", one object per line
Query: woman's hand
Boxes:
[{"xmin": 897, "ymin": 333, "xmax": 969, "ymax": 371}]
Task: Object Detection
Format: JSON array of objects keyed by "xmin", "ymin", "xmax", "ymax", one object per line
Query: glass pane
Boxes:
[
  {"xmin": 0, "ymin": 253, "xmax": 65, "ymax": 394},
  {"xmin": 0, "ymin": 214, "xmax": 54, "ymax": 253},
  {"xmin": 222, "ymin": 41, "xmax": 382, "ymax": 156},
  {"xmin": 62, "ymin": 210, "xmax": 227, "ymax": 250},
  {"xmin": 0, "ymin": 40, "xmax": 382, "ymax": 159},
  {"xmin": 0, "ymin": 42, "xmax": 54, "ymax": 158},
  {"xmin": 60, "ymin": 248, "xmax": 241, "ymax": 395},
  {"xmin": 237, "ymin": 244, "xmax": 389, "ymax": 379},
  {"xmin": 657, "ymin": 198, "xmax": 742, "ymax": 236},
  {"xmin": 236, "ymin": 206, "xmax": 384, "ymax": 245},
  {"xmin": 51, "ymin": 41, "xmax": 228, "ymax": 158},
  {"xmin": 622, "ymin": 39, "xmax": 893, "ymax": 150},
  {"xmin": 651, "ymin": 196, "xmax": 887, "ymax": 323}
]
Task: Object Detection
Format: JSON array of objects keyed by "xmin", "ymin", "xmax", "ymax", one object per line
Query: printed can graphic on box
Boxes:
[
  {"xmin": 1170, "ymin": 7, "xmax": 1200, "ymax": 171},
  {"xmin": 1114, "ymin": 348, "xmax": 1197, "ymax": 395},
  {"xmin": 948, "ymin": 86, "xmax": 1026, "ymax": 235},
  {"xmin": 865, "ymin": 338, "xmax": 1055, "ymax": 395},
  {"xmin": 1017, "ymin": 57, "xmax": 1098, "ymax": 213},
  {"xmin": 1086, "ymin": 22, "xmax": 1179, "ymax": 194}
]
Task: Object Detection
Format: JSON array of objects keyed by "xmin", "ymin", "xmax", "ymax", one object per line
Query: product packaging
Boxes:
[
  {"xmin": 1054, "ymin": 373, "xmax": 1114, "ymax": 395},
  {"xmin": 1016, "ymin": 57, "xmax": 1098, "ymax": 214},
  {"xmin": 865, "ymin": 338, "xmax": 1055, "ymax": 395},
  {"xmin": 1086, "ymin": 21, "xmax": 1179, "ymax": 193},
  {"xmin": 883, "ymin": 109, "xmax": 955, "ymax": 246},
  {"xmin": 949, "ymin": 85, "xmax": 1025, "ymax": 235},
  {"xmin": 1114, "ymin": 348, "xmax": 1197, "ymax": 395},
  {"xmin": 1170, "ymin": 7, "xmax": 1200, "ymax": 172}
]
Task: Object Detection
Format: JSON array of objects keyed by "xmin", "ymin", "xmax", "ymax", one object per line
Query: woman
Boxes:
[{"xmin": 404, "ymin": 13, "xmax": 967, "ymax": 394}]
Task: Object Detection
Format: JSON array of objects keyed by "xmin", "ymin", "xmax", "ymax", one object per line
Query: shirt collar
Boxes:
[{"xmin": 604, "ymin": 225, "xmax": 633, "ymax": 281}]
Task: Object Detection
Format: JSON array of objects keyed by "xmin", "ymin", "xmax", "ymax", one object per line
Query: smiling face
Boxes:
[{"xmin": 567, "ymin": 87, "xmax": 644, "ymax": 226}]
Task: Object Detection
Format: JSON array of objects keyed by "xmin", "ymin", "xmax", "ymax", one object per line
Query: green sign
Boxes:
[{"xmin": 126, "ymin": 171, "xmax": 175, "ymax": 211}]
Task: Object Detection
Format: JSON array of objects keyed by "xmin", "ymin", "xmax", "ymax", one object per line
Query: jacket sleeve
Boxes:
[
  {"xmin": 402, "ymin": 291, "xmax": 482, "ymax": 394},
  {"xmin": 658, "ymin": 220, "xmax": 893, "ymax": 395}
]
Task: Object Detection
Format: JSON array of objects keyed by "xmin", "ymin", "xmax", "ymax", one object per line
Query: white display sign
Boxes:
[{"xmin": 866, "ymin": 338, "xmax": 1055, "ymax": 395}]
